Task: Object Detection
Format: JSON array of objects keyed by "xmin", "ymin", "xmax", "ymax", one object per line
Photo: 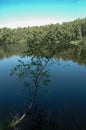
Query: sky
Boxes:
[{"xmin": 0, "ymin": 0, "xmax": 86, "ymax": 28}]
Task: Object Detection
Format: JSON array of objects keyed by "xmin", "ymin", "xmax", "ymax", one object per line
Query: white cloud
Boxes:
[
  {"xmin": 0, "ymin": 19, "xmax": 62, "ymax": 28},
  {"xmin": 0, "ymin": 16, "xmax": 81, "ymax": 28}
]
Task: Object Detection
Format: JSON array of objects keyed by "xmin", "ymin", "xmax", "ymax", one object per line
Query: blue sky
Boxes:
[{"xmin": 0, "ymin": 0, "xmax": 86, "ymax": 28}]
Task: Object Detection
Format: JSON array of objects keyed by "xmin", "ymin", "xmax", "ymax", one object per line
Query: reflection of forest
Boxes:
[
  {"xmin": 0, "ymin": 43, "xmax": 86, "ymax": 130},
  {"xmin": 9, "ymin": 42, "xmax": 86, "ymax": 130},
  {"xmin": 0, "ymin": 43, "xmax": 86, "ymax": 66},
  {"xmin": 0, "ymin": 43, "xmax": 26, "ymax": 59},
  {"xmin": 55, "ymin": 45, "xmax": 86, "ymax": 66}
]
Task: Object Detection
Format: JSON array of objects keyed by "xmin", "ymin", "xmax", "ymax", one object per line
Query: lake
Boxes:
[{"xmin": 0, "ymin": 46, "xmax": 86, "ymax": 129}]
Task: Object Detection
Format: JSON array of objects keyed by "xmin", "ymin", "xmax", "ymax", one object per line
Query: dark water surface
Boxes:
[{"xmin": 0, "ymin": 53, "xmax": 86, "ymax": 129}]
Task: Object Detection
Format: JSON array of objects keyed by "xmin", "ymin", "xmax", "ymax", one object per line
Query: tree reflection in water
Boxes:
[
  {"xmin": 9, "ymin": 44, "xmax": 86, "ymax": 130},
  {"xmin": 10, "ymin": 54, "xmax": 54, "ymax": 129}
]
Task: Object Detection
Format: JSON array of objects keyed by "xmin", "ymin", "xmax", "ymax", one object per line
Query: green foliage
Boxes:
[
  {"xmin": 0, "ymin": 18, "xmax": 86, "ymax": 48},
  {"xmin": 0, "ymin": 18, "xmax": 86, "ymax": 66}
]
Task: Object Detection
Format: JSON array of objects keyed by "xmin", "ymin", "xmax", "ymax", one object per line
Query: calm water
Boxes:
[{"xmin": 0, "ymin": 54, "xmax": 86, "ymax": 128}]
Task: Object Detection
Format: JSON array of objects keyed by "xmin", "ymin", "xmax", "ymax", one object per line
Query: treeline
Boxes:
[{"xmin": 0, "ymin": 18, "xmax": 86, "ymax": 47}]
